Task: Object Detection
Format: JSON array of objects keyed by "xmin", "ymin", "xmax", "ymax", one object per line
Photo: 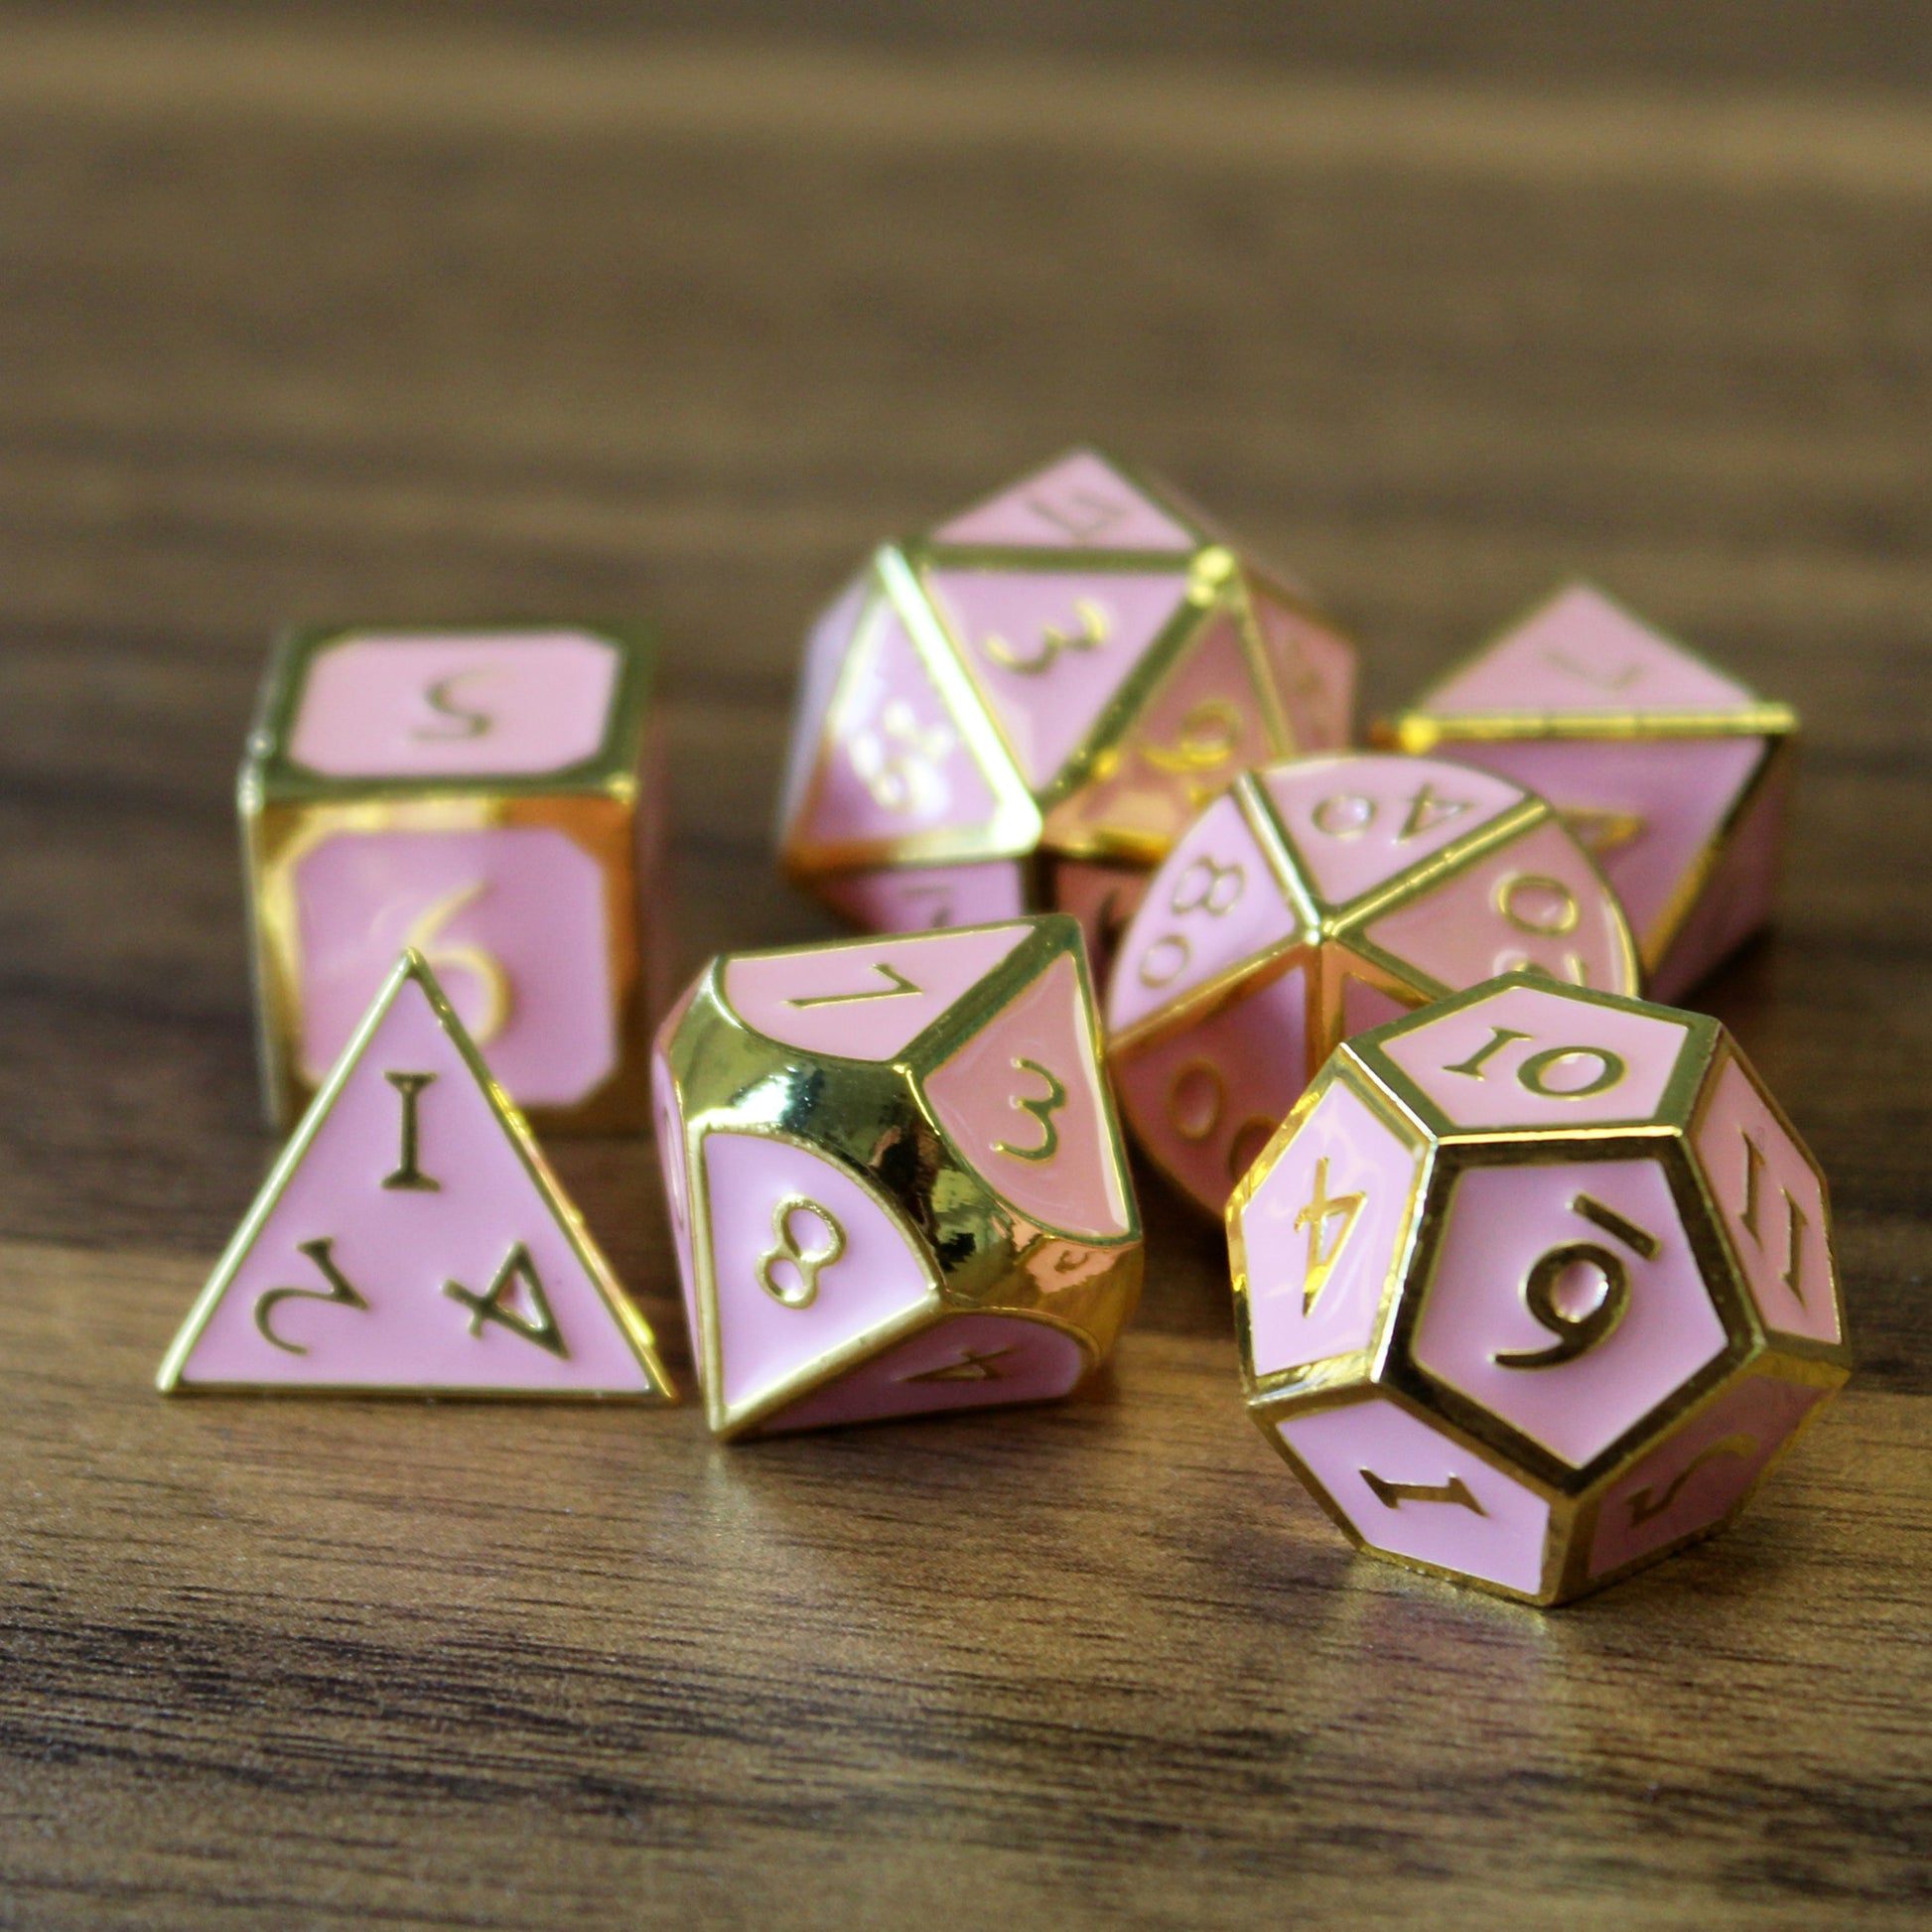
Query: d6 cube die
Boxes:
[
  {"xmin": 243, "ymin": 624, "xmax": 668, "ymax": 1132},
  {"xmin": 1376, "ymin": 583, "xmax": 1795, "ymax": 1001},
  {"xmin": 776, "ymin": 448, "xmax": 1357, "ymax": 968},
  {"xmin": 1228, "ymin": 974, "xmax": 1851, "ymax": 1605},
  {"xmin": 653, "ymin": 914, "xmax": 1142, "ymax": 1438},
  {"xmin": 1106, "ymin": 752, "xmax": 1638, "ymax": 1215}
]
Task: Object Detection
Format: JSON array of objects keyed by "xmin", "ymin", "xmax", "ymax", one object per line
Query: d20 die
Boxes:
[
  {"xmin": 243, "ymin": 623, "xmax": 669, "ymax": 1132},
  {"xmin": 775, "ymin": 447, "xmax": 1358, "ymax": 974},
  {"xmin": 1375, "ymin": 582, "xmax": 1795, "ymax": 1001},
  {"xmin": 653, "ymin": 914, "xmax": 1142, "ymax": 1438},
  {"xmin": 1228, "ymin": 973, "xmax": 1850, "ymax": 1605},
  {"xmin": 1105, "ymin": 752, "xmax": 1638, "ymax": 1215}
]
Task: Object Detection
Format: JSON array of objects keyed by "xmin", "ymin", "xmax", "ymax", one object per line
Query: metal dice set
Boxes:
[{"xmin": 160, "ymin": 449, "xmax": 1849, "ymax": 1607}]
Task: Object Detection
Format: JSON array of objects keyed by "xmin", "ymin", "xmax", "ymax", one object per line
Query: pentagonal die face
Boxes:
[{"xmin": 656, "ymin": 918, "xmax": 1138, "ymax": 1436}]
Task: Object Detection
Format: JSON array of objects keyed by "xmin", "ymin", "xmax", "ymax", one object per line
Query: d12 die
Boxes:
[
  {"xmin": 1105, "ymin": 752, "xmax": 1638, "ymax": 1215},
  {"xmin": 653, "ymin": 914, "xmax": 1142, "ymax": 1438},
  {"xmin": 1228, "ymin": 973, "xmax": 1850, "ymax": 1605},
  {"xmin": 243, "ymin": 623, "xmax": 670, "ymax": 1132},
  {"xmin": 1375, "ymin": 582, "xmax": 1795, "ymax": 1001},
  {"xmin": 775, "ymin": 447, "xmax": 1357, "ymax": 970}
]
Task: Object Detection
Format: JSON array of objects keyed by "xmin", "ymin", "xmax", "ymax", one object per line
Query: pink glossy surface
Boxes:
[
  {"xmin": 796, "ymin": 601, "xmax": 1002, "ymax": 852},
  {"xmin": 924, "ymin": 953, "xmax": 1129, "ymax": 1238},
  {"xmin": 288, "ymin": 630, "xmax": 621, "ymax": 778},
  {"xmin": 1444, "ymin": 735, "xmax": 1764, "ymax": 965},
  {"xmin": 817, "ymin": 862, "xmax": 1029, "ymax": 934},
  {"xmin": 1046, "ymin": 612, "xmax": 1274, "ymax": 855},
  {"xmin": 1340, "ymin": 976, "xmax": 1411, "ymax": 1035},
  {"xmin": 1258, "ymin": 755, "xmax": 1525, "ymax": 909},
  {"xmin": 722, "ymin": 923, "xmax": 1030, "ymax": 1059},
  {"xmin": 779, "ymin": 572, "xmax": 873, "ymax": 834},
  {"xmin": 1106, "ymin": 790, "xmax": 1298, "ymax": 1035},
  {"xmin": 173, "ymin": 970, "xmax": 654, "ymax": 1391},
  {"xmin": 922, "ymin": 567, "xmax": 1192, "ymax": 791},
  {"xmin": 1278, "ymin": 1397, "xmax": 1552, "ymax": 1595},
  {"xmin": 1376, "ymin": 981, "xmax": 1693, "ymax": 1131},
  {"xmin": 294, "ymin": 827, "xmax": 617, "ymax": 1108},
  {"xmin": 1413, "ymin": 1158, "xmax": 1727, "ymax": 1468},
  {"xmin": 1239, "ymin": 1082, "xmax": 1420, "ymax": 1378},
  {"xmin": 1114, "ymin": 966, "xmax": 1309, "ymax": 1215},
  {"xmin": 1588, "ymin": 1373, "xmax": 1823, "ymax": 1576},
  {"xmin": 701, "ymin": 1131, "xmax": 939, "ymax": 1417},
  {"xmin": 1360, "ymin": 816, "xmax": 1635, "ymax": 996},
  {"xmin": 1694, "ymin": 1053, "xmax": 1839, "ymax": 1344},
  {"xmin": 929, "ymin": 450, "xmax": 1197, "ymax": 552},
  {"xmin": 753, "ymin": 1313, "xmax": 1089, "ymax": 1435},
  {"xmin": 1250, "ymin": 588, "xmax": 1354, "ymax": 751},
  {"xmin": 1424, "ymin": 584, "xmax": 1757, "ymax": 719}
]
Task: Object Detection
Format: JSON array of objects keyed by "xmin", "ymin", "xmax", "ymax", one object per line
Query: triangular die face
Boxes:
[
  {"xmin": 778, "ymin": 570, "xmax": 873, "ymax": 837},
  {"xmin": 722, "ymin": 923, "xmax": 1032, "ymax": 1060},
  {"xmin": 791, "ymin": 598, "xmax": 1010, "ymax": 860},
  {"xmin": 1043, "ymin": 611, "xmax": 1279, "ymax": 858},
  {"xmin": 921, "ymin": 565, "xmax": 1196, "ymax": 793},
  {"xmin": 923, "ymin": 952, "xmax": 1131, "ymax": 1238},
  {"xmin": 700, "ymin": 1131, "xmax": 940, "ymax": 1421},
  {"xmin": 752, "ymin": 1313, "xmax": 1090, "ymax": 1435},
  {"xmin": 928, "ymin": 450, "xmax": 1199, "ymax": 553},
  {"xmin": 1422, "ymin": 583, "xmax": 1759, "ymax": 720},
  {"xmin": 1247, "ymin": 580, "xmax": 1354, "ymax": 753},
  {"xmin": 161, "ymin": 958, "xmax": 669, "ymax": 1397}
]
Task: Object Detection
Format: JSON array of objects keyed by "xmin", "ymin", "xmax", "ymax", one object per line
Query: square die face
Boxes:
[{"xmin": 286, "ymin": 630, "xmax": 625, "ymax": 779}]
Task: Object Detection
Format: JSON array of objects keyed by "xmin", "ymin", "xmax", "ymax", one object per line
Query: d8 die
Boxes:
[
  {"xmin": 243, "ymin": 623, "xmax": 668, "ymax": 1132},
  {"xmin": 1106, "ymin": 752, "xmax": 1637, "ymax": 1215},
  {"xmin": 1228, "ymin": 974, "xmax": 1851, "ymax": 1605},
  {"xmin": 653, "ymin": 914, "xmax": 1142, "ymax": 1438},
  {"xmin": 775, "ymin": 447, "xmax": 1357, "ymax": 969},
  {"xmin": 1376, "ymin": 583, "xmax": 1795, "ymax": 1001}
]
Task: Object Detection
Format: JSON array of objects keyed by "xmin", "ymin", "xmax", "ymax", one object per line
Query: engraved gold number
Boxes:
[
  {"xmin": 1140, "ymin": 699, "xmax": 1245, "ymax": 806},
  {"xmin": 414, "ymin": 671, "xmax": 493, "ymax": 740},
  {"xmin": 1496, "ymin": 873, "xmax": 1582, "ymax": 936},
  {"xmin": 1360, "ymin": 1470, "xmax": 1486, "ymax": 1516},
  {"xmin": 759, "ymin": 1196, "xmax": 846, "ymax": 1310},
  {"xmin": 1399, "ymin": 781, "xmax": 1471, "ymax": 842},
  {"xmin": 984, "ymin": 599, "xmax": 1111, "ymax": 675},
  {"xmin": 1026, "ymin": 488, "xmax": 1128, "ymax": 544},
  {"xmin": 1738, "ymin": 1131, "xmax": 1809, "ymax": 1303},
  {"xmin": 1171, "ymin": 855, "xmax": 1246, "ymax": 918},
  {"xmin": 382, "ymin": 1071, "xmax": 438, "ymax": 1191},
  {"xmin": 445, "ymin": 1242, "xmax": 567, "ymax": 1357},
  {"xmin": 1311, "ymin": 793, "xmax": 1376, "ymax": 838},
  {"xmin": 253, "ymin": 1236, "xmax": 369, "ymax": 1354},
  {"xmin": 1292, "ymin": 1157, "xmax": 1366, "ymax": 1314},
  {"xmin": 405, "ymin": 882, "xmax": 511, "ymax": 1044},
  {"xmin": 1494, "ymin": 1193, "xmax": 1656, "ymax": 1370},
  {"xmin": 1517, "ymin": 1045, "xmax": 1625, "ymax": 1099},
  {"xmin": 1442, "ymin": 1025, "xmax": 1530, "ymax": 1080},
  {"xmin": 849, "ymin": 700, "xmax": 956, "ymax": 815},
  {"xmin": 1165, "ymin": 1063, "xmax": 1273, "ymax": 1181},
  {"xmin": 1560, "ymin": 806, "xmax": 1647, "ymax": 857},
  {"xmin": 1625, "ymin": 1434, "xmax": 1758, "ymax": 1525},
  {"xmin": 785, "ymin": 962, "xmax": 921, "ymax": 1009},
  {"xmin": 995, "ymin": 1058, "xmax": 1067, "ymax": 1163}
]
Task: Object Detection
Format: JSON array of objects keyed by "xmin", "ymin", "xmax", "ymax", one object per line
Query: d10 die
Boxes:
[
  {"xmin": 653, "ymin": 914, "xmax": 1143, "ymax": 1438},
  {"xmin": 1105, "ymin": 752, "xmax": 1638, "ymax": 1215},
  {"xmin": 775, "ymin": 447, "xmax": 1357, "ymax": 969},
  {"xmin": 1228, "ymin": 974, "xmax": 1851, "ymax": 1605},
  {"xmin": 242, "ymin": 623, "xmax": 669, "ymax": 1132},
  {"xmin": 1375, "ymin": 583, "xmax": 1795, "ymax": 1001}
]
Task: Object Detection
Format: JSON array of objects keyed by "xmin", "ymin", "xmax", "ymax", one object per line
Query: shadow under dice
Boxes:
[
  {"xmin": 652, "ymin": 914, "xmax": 1143, "ymax": 1438},
  {"xmin": 244, "ymin": 624, "xmax": 665, "ymax": 1132},
  {"xmin": 1229, "ymin": 974, "xmax": 1850, "ymax": 1605},
  {"xmin": 1377, "ymin": 582, "xmax": 1795, "ymax": 1001},
  {"xmin": 1106, "ymin": 752, "xmax": 1638, "ymax": 1216},
  {"xmin": 776, "ymin": 447, "xmax": 1357, "ymax": 975}
]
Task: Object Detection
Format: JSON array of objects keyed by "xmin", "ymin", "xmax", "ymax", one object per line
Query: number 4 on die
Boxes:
[{"xmin": 157, "ymin": 951, "xmax": 675, "ymax": 1400}]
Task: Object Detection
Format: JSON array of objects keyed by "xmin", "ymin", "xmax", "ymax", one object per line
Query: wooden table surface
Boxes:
[{"xmin": 1, "ymin": 6, "xmax": 1927, "ymax": 1926}]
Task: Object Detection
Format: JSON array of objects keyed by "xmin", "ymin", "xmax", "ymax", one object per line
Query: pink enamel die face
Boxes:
[
  {"xmin": 929, "ymin": 448, "xmax": 1199, "ymax": 553},
  {"xmin": 292, "ymin": 826, "xmax": 618, "ymax": 1109},
  {"xmin": 288, "ymin": 630, "xmax": 621, "ymax": 778}
]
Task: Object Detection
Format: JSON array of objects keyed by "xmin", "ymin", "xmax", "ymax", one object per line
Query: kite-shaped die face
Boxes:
[
  {"xmin": 1377, "ymin": 583, "xmax": 1796, "ymax": 1001},
  {"xmin": 776, "ymin": 450, "xmax": 1359, "ymax": 972},
  {"xmin": 1234, "ymin": 975, "xmax": 1851, "ymax": 1605},
  {"xmin": 1105, "ymin": 756, "xmax": 1638, "ymax": 1217},
  {"xmin": 244, "ymin": 623, "xmax": 665, "ymax": 1133},
  {"xmin": 653, "ymin": 914, "xmax": 1143, "ymax": 1439}
]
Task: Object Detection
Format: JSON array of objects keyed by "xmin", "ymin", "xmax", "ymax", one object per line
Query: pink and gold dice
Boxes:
[
  {"xmin": 775, "ymin": 448, "xmax": 1356, "ymax": 965},
  {"xmin": 1105, "ymin": 752, "xmax": 1638, "ymax": 1215},
  {"xmin": 1229, "ymin": 974, "xmax": 1850, "ymax": 1604},
  {"xmin": 242, "ymin": 624, "xmax": 668, "ymax": 1132},
  {"xmin": 1377, "ymin": 583, "xmax": 1795, "ymax": 1000},
  {"xmin": 652, "ymin": 914, "xmax": 1142, "ymax": 1438}
]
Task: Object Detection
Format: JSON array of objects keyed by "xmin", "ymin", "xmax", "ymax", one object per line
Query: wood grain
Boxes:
[{"xmin": 0, "ymin": 9, "xmax": 1926, "ymax": 1925}]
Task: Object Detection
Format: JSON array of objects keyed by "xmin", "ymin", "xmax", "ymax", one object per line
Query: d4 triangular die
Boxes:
[{"xmin": 158, "ymin": 951, "xmax": 675, "ymax": 1399}]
